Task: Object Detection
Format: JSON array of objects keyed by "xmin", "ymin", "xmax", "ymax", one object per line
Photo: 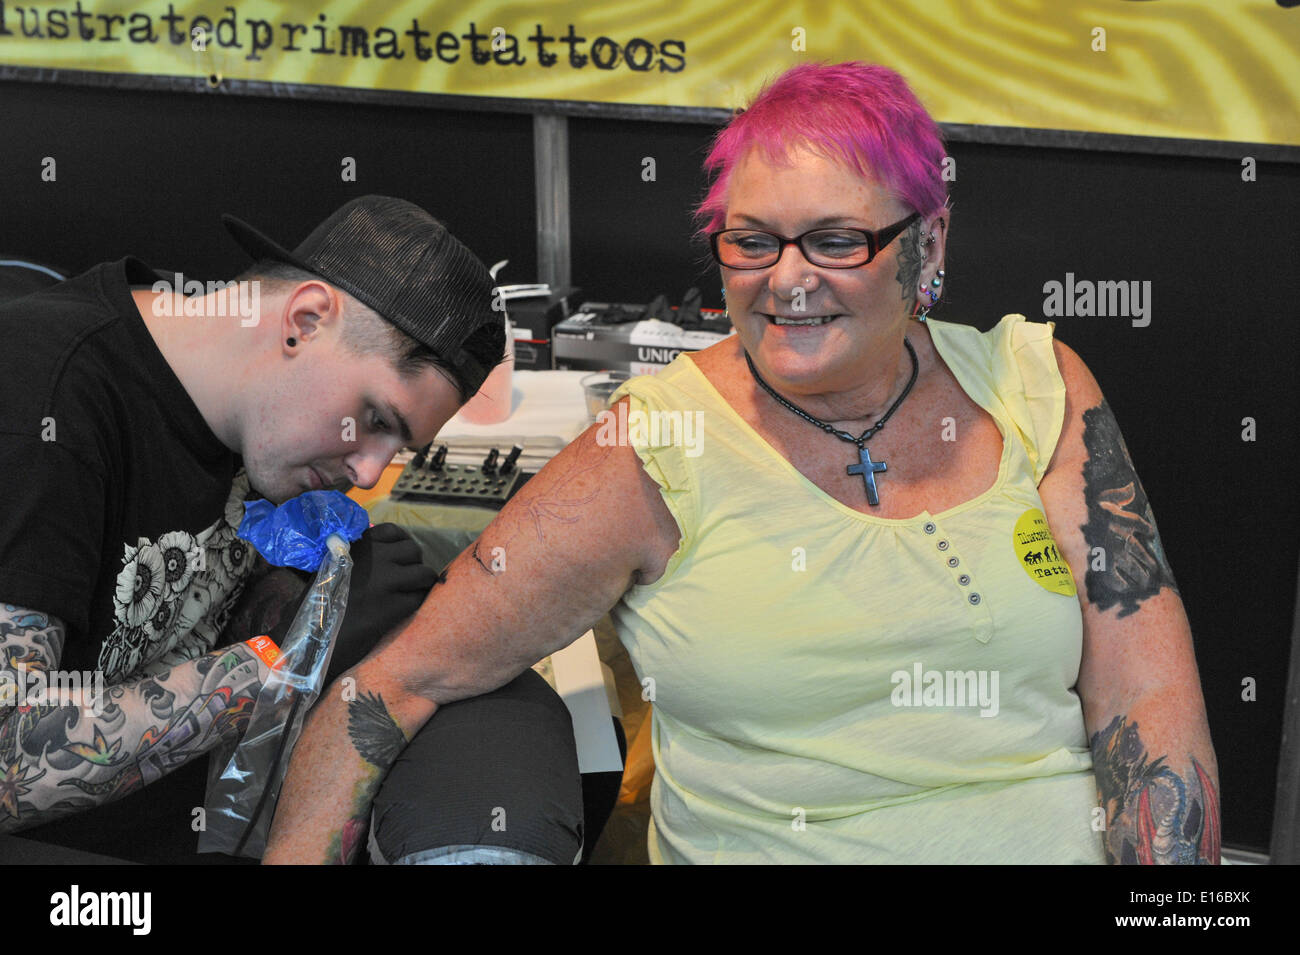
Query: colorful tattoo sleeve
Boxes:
[{"xmin": 1, "ymin": 602, "xmax": 265, "ymax": 832}]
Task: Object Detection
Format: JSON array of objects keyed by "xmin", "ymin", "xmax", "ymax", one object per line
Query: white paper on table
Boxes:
[{"xmin": 549, "ymin": 630, "xmax": 623, "ymax": 774}]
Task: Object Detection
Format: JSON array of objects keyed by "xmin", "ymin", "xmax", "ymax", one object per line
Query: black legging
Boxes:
[{"xmin": 367, "ymin": 668, "xmax": 586, "ymax": 865}]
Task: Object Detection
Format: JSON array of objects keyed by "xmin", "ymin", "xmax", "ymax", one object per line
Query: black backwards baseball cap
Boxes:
[{"xmin": 221, "ymin": 195, "xmax": 504, "ymax": 398}]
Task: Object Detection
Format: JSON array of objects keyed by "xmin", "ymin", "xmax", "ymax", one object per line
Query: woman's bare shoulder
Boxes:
[{"xmin": 679, "ymin": 336, "xmax": 743, "ymax": 403}]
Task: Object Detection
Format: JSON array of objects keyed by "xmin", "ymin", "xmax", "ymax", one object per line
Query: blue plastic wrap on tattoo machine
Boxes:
[
  {"xmin": 235, "ymin": 491, "xmax": 370, "ymax": 571},
  {"xmin": 198, "ymin": 491, "xmax": 368, "ymax": 858}
]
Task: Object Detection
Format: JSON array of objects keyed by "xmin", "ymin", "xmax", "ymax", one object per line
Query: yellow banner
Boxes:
[{"xmin": 1, "ymin": 0, "xmax": 1297, "ymax": 146}]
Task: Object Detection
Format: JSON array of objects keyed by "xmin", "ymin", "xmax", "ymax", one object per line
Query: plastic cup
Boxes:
[{"xmin": 581, "ymin": 371, "xmax": 632, "ymax": 423}]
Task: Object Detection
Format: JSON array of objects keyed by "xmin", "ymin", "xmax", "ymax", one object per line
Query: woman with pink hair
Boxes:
[{"xmin": 269, "ymin": 62, "xmax": 1218, "ymax": 865}]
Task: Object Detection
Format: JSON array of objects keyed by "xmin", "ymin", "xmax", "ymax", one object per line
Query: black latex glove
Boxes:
[{"xmin": 267, "ymin": 523, "xmax": 438, "ymax": 685}]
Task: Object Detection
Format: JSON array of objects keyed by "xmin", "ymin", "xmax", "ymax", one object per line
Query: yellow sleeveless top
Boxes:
[{"xmin": 608, "ymin": 315, "xmax": 1106, "ymax": 864}]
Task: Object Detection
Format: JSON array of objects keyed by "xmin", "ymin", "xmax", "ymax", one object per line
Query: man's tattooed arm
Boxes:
[{"xmin": 0, "ymin": 601, "xmax": 272, "ymax": 833}]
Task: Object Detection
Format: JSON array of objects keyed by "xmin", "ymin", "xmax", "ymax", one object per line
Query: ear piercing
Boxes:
[
  {"xmin": 919, "ymin": 268, "xmax": 944, "ymax": 306},
  {"xmin": 916, "ymin": 269, "xmax": 945, "ymax": 322}
]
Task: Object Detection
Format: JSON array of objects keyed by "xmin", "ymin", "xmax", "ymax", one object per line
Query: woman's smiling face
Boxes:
[{"xmin": 720, "ymin": 144, "xmax": 927, "ymax": 398}]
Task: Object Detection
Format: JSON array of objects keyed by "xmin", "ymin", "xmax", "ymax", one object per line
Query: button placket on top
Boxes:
[{"xmin": 921, "ymin": 514, "xmax": 994, "ymax": 644}]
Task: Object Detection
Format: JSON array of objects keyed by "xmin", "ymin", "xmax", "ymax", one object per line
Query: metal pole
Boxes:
[{"xmin": 533, "ymin": 114, "xmax": 571, "ymax": 289}]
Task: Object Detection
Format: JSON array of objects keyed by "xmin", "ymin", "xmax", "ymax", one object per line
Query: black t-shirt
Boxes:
[{"xmin": 0, "ymin": 257, "xmax": 258, "ymax": 863}]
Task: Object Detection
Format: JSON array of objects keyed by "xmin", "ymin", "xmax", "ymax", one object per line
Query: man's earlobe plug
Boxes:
[{"xmin": 286, "ymin": 337, "xmax": 297, "ymax": 347}]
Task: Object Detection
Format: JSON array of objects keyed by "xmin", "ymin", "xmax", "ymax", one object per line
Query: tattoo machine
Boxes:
[{"xmin": 198, "ymin": 490, "xmax": 369, "ymax": 859}]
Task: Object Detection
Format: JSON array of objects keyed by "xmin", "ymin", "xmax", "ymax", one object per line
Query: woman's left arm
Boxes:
[{"xmin": 1037, "ymin": 338, "xmax": 1220, "ymax": 865}]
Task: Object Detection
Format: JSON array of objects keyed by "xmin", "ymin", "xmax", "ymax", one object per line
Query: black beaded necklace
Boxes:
[{"xmin": 743, "ymin": 338, "xmax": 919, "ymax": 506}]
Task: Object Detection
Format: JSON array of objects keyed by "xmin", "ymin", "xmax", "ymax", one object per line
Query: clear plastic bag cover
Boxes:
[{"xmin": 198, "ymin": 531, "xmax": 353, "ymax": 858}]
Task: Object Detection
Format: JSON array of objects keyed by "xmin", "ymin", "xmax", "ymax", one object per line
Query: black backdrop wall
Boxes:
[{"xmin": 2, "ymin": 79, "xmax": 1297, "ymax": 855}]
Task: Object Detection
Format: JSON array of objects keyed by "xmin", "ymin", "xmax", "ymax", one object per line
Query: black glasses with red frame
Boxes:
[{"xmin": 710, "ymin": 212, "xmax": 921, "ymax": 270}]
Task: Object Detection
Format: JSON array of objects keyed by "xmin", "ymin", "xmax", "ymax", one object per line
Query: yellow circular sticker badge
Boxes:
[{"xmin": 1013, "ymin": 508, "xmax": 1076, "ymax": 597}]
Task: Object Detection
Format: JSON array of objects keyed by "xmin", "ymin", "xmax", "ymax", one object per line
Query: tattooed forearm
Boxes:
[
  {"xmin": 1, "ymin": 602, "xmax": 267, "ymax": 832},
  {"xmin": 1079, "ymin": 399, "xmax": 1179, "ymax": 617},
  {"xmin": 894, "ymin": 220, "xmax": 925, "ymax": 302},
  {"xmin": 1090, "ymin": 714, "xmax": 1220, "ymax": 865},
  {"xmin": 264, "ymin": 682, "xmax": 433, "ymax": 864},
  {"xmin": 326, "ymin": 691, "xmax": 408, "ymax": 864},
  {"xmin": 348, "ymin": 691, "xmax": 406, "ymax": 766}
]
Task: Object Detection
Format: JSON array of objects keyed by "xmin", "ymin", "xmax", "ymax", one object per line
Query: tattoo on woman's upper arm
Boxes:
[
  {"xmin": 1079, "ymin": 399, "xmax": 1180, "ymax": 617},
  {"xmin": 470, "ymin": 441, "xmax": 612, "ymax": 577}
]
